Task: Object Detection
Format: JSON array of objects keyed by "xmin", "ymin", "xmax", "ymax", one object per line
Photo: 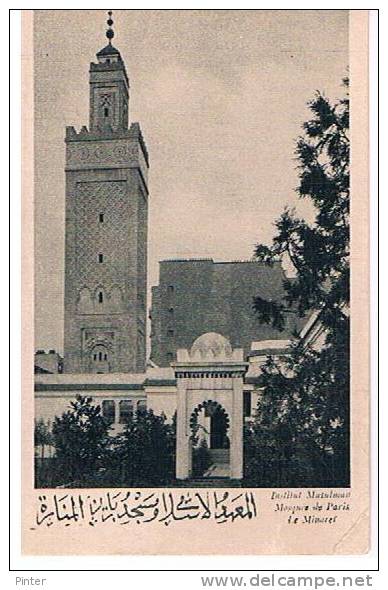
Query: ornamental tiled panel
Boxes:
[{"xmin": 75, "ymin": 180, "xmax": 131, "ymax": 291}]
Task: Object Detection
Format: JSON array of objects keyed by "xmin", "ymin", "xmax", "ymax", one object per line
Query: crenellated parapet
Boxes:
[
  {"xmin": 89, "ymin": 60, "xmax": 129, "ymax": 87},
  {"xmin": 65, "ymin": 123, "xmax": 148, "ymax": 161},
  {"xmin": 129, "ymin": 122, "xmax": 149, "ymax": 165}
]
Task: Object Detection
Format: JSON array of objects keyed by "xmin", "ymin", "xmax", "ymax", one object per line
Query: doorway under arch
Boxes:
[{"xmin": 190, "ymin": 400, "xmax": 231, "ymax": 478}]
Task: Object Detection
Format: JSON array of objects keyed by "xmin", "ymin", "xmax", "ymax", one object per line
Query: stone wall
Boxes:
[
  {"xmin": 63, "ymin": 134, "xmax": 149, "ymax": 374},
  {"xmin": 150, "ymin": 259, "xmax": 302, "ymax": 366}
]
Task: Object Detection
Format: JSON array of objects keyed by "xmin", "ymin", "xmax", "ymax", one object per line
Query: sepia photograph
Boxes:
[
  {"xmin": 15, "ymin": 8, "xmax": 373, "ymax": 559},
  {"xmin": 32, "ymin": 9, "xmax": 351, "ymax": 490}
]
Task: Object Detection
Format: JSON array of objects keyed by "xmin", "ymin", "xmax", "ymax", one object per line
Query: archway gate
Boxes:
[
  {"xmin": 173, "ymin": 333, "xmax": 248, "ymax": 480},
  {"xmin": 190, "ymin": 399, "xmax": 230, "ymax": 450}
]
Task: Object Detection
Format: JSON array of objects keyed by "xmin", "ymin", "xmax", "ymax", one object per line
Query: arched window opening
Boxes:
[
  {"xmin": 104, "ymin": 107, "xmax": 109, "ymax": 117},
  {"xmin": 137, "ymin": 400, "xmax": 147, "ymax": 415},
  {"xmin": 102, "ymin": 400, "xmax": 115, "ymax": 424},
  {"xmin": 98, "ymin": 291, "xmax": 103, "ymax": 304},
  {"xmin": 119, "ymin": 400, "xmax": 133, "ymax": 424},
  {"xmin": 90, "ymin": 344, "xmax": 110, "ymax": 374}
]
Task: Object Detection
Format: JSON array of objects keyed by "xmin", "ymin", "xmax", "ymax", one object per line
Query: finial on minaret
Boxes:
[{"xmin": 106, "ymin": 10, "xmax": 114, "ymax": 44}]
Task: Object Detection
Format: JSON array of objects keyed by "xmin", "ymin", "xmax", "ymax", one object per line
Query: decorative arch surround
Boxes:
[
  {"xmin": 189, "ymin": 399, "xmax": 230, "ymax": 440},
  {"xmin": 84, "ymin": 336, "xmax": 114, "ymax": 354},
  {"xmin": 77, "ymin": 287, "xmax": 93, "ymax": 314},
  {"xmin": 82, "ymin": 330, "xmax": 116, "ymax": 374},
  {"xmin": 189, "ymin": 399, "xmax": 231, "ymax": 452},
  {"xmin": 90, "ymin": 285, "xmax": 109, "ymax": 313},
  {"xmin": 175, "ymin": 337, "xmax": 247, "ymax": 480},
  {"xmin": 89, "ymin": 342, "xmax": 111, "ymax": 373},
  {"xmin": 77, "ymin": 285, "xmax": 125, "ymax": 315},
  {"xmin": 108, "ymin": 284, "xmax": 124, "ymax": 313}
]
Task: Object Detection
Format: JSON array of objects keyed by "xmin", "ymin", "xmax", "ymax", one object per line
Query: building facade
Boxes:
[
  {"xmin": 63, "ymin": 36, "xmax": 149, "ymax": 374},
  {"xmin": 150, "ymin": 258, "xmax": 301, "ymax": 366},
  {"xmin": 35, "ymin": 334, "xmax": 293, "ymax": 480},
  {"xmin": 34, "ymin": 350, "xmax": 63, "ymax": 374}
]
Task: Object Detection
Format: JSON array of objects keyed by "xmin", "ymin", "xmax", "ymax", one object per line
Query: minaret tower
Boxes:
[{"xmin": 63, "ymin": 12, "xmax": 149, "ymax": 373}]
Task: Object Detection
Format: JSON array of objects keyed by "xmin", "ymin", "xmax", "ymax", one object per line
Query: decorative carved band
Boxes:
[
  {"xmin": 67, "ymin": 140, "xmax": 136, "ymax": 164},
  {"xmin": 175, "ymin": 371, "xmax": 245, "ymax": 379},
  {"xmin": 66, "ymin": 139, "xmax": 148, "ymax": 184}
]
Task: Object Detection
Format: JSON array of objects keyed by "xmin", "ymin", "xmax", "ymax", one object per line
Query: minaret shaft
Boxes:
[{"xmin": 63, "ymin": 19, "xmax": 149, "ymax": 374}]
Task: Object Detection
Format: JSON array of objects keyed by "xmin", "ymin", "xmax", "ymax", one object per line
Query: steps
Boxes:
[
  {"xmin": 204, "ymin": 462, "xmax": 230, "ymax": 478},
  {"xmin": 205, "ymin": 448, "xmax": 230, "ymax": 478},
  {"xmin": 177, "ymin": 478, "xmax": 242, "ymax": 488},
  {"xmin": 208, "ymin": 449, "xmax": 230, "ymax": 464}
]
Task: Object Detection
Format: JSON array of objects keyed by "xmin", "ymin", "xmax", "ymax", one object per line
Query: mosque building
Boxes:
[{"xmin": 34, "ymin": 12, "xmax": 306, "ymax": 481}]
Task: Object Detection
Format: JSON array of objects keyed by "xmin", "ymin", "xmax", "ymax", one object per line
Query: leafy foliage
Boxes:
[
  {"xmin": 254, "ymin": 79, "xmax": 349, "ymax": 328},
  {"xmin": 34, "ymin": 418, "xmax": 53, "ymax": 456},
  {"xmin": 247, "ymin": 79, "xmax": 350, "ymax": 487},
  {"xmin": 51, "ymin": 395, "xmax": 111, "ymax": 484},
  {"xmin": 110, "ymin": 408, "xmax": 177, "ymax": 487},
  {"xmin": 39, "ymin": 401, "xmax": 177, "ymax": 488}
]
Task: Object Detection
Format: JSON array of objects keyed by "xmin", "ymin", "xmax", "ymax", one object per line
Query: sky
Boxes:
[{"xmin": 34, "ymin": 9, "xmax": 349, "ymax": 353}]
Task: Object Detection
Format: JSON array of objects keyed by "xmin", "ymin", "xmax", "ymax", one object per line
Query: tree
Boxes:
[
  {"xmin": 249, "ymin": 79, "xmax": 350, "ymax": 487},
  {"xmin": 34, "ymin": 418, "xmax": 52, "ymax": 460},
  {"xmin": 112, "ymin": 408, "xmax": 176, "ymax": 486},
  {"xmin": 51, "ymin": 395, "xmax": 111, "ymax": 484}
]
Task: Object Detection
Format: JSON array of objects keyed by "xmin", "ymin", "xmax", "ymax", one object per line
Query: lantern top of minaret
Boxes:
[{"xmin": 96, "ymin": 10, "xmax": 122, "ymax": 59}]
